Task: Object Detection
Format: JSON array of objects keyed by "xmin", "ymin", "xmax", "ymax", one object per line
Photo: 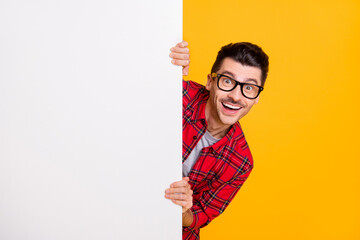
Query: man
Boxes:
[{"xmin": 166, "ymin": 41, "xmax": 269, "ymax": 239}]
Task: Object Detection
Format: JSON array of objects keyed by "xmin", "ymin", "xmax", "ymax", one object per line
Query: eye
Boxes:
[
  {"xmin": 222, "ymin": 78, "xmax": 234, "ymax": 85},
  {"xmin": 223, "ymin": 78, "xmax": 232, "ymax": 85},
  {"xmin": 244, "ymin": 85, "xmax": 253, "ymax": 91}
]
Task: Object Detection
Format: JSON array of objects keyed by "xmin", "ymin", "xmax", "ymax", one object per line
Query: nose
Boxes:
[{"xmin": 227, "ymin": 85, "xmax": 245, "ymax": 103}]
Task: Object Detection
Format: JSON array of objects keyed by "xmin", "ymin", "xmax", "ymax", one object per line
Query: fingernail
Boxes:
[
  {"xmin": 170, "ymin": 53, "xmax": 174, "ymax": 57},
  {"xmin": 171, "ymin": 60, "xmax": 175, "ymax": 64}
]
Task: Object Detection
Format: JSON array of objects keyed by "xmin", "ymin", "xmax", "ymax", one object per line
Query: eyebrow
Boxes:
[
  {"xmin": 220, "ymin": 71, "xmax": 260, "ymax": 85},
  {"xmin": 244, "ymin": 78, "xmax": 258, "ymax": 85},
  {"xmin": 221, "ymin": 71, "xmax": 235, "ymax": 78}
]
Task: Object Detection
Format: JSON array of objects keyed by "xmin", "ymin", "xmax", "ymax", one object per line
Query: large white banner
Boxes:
[{"xmin": 0, "ymin": 1, "xmax": 182, "ymax": 239}]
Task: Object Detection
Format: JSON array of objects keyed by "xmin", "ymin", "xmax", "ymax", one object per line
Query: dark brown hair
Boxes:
[{"xmin": 211, "ymin": 42, "xmax": 269, "ymax": 86}]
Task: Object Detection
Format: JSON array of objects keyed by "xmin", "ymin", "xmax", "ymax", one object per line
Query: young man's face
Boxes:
[{"xmin": 205, "ymin": 57, "xmax": 262, "ymax": 129}]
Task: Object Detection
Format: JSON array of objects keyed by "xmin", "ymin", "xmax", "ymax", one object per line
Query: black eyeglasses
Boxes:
[{"xmin": 211, "ymin": 73, "xmax": 264, "ymax": 99}]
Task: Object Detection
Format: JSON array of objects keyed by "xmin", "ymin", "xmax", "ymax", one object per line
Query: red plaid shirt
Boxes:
[{"xmin": 182, "ymin": 80, "xmax": 254, "ymax": 240}]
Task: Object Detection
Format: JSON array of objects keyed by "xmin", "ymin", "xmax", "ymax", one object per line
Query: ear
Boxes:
[{"xmin": 205, "ymin": 74, "xmax": 213, "ymax": 91}]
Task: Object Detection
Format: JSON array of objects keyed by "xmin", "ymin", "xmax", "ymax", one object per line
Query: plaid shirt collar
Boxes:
[{"xmin": 186, "ymin": 90, "xmax": 243, "ymax": 155}]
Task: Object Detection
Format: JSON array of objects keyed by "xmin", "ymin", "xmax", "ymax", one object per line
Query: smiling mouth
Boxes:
[{"xmin": 222, "ymin": 102, "xmax": 242, "ymax": 111}]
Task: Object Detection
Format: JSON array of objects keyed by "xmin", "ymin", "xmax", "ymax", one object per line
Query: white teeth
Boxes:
[{"xmin": 223, "ymin": 103, "xmax": 241, "ymax": 110}]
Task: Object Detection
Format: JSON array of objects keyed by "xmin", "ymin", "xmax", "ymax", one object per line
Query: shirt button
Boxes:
[{"xmin": 193, "ymin": 136, "xmax": 197, "ymax": 139}]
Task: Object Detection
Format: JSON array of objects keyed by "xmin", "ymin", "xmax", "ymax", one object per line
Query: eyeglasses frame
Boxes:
[{"xmin": 211, "ymin": 73, "xmax": 264, "ymax": 99}]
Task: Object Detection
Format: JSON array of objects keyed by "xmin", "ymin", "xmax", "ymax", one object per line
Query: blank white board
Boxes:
[{"xmin": 0, "ymin": 1, "xmax": 182, "ymax": 239}]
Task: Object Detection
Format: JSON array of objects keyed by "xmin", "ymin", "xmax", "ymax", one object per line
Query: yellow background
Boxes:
[{"xmin": 183, "ymin": 0, "xmax": 360, "ymax": 239}]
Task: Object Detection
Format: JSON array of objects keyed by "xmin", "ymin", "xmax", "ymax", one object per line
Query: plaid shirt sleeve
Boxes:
[
  {"xmin": 185, "ymin": 167, "xmax": 252, "ymax": 230},
  {"xmin": 182, "ymin": 79, "xmax": 200, "ymax": 111}
]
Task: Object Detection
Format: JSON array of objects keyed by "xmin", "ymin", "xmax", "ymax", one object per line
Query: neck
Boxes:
[{"xmin": 205, "ymin": 101, "xmax": 231, "ymax": 139}]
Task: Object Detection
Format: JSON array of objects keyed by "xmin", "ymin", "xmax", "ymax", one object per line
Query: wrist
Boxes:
[{"xmin": 182, "ymin": 208, "xmax": 193, "ymax": 227}]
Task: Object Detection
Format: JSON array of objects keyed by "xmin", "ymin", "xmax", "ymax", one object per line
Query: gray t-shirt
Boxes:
[{"xmin": 182, "ymin": 130, "xmax": 220, "ymax": 177}]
